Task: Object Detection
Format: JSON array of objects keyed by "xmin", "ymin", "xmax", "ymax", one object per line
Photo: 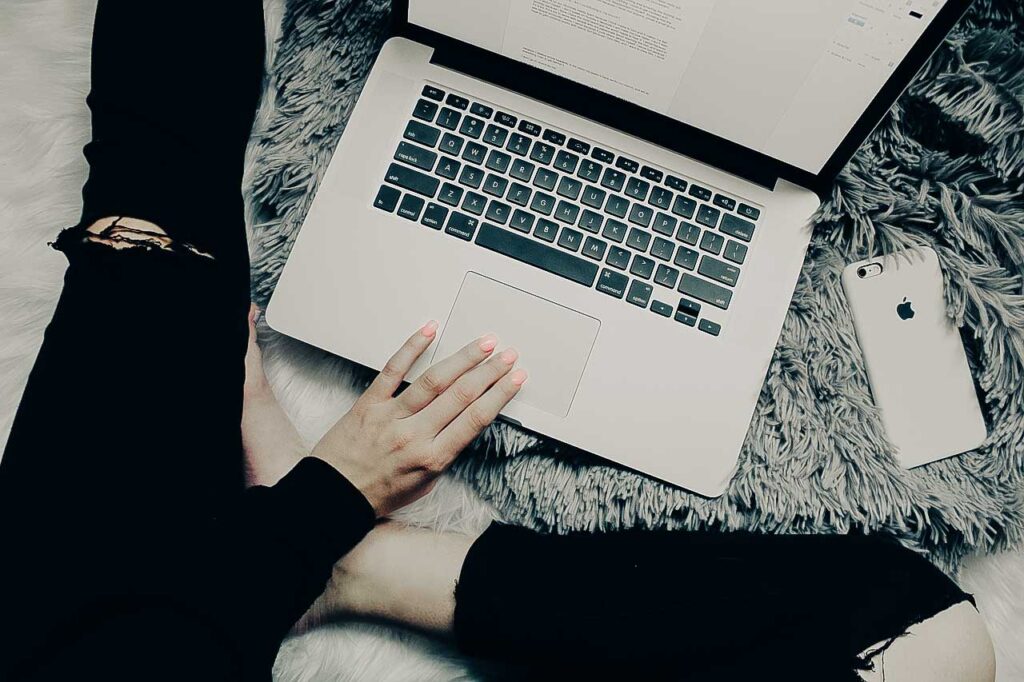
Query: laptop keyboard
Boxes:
[{"xmin": 372, "ymin": 84, "xmax": 763, "ymax": 337}]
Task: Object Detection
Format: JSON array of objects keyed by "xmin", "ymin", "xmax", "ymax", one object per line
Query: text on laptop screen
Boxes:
[{"xmin": 408, "ymin": 0, "xmax": 948, "ymax": 174}]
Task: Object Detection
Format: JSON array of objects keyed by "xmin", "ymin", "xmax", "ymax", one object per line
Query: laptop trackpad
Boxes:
[{"xmin": 433, "ymin": 273, "xmax": 600, "ymax": 418}]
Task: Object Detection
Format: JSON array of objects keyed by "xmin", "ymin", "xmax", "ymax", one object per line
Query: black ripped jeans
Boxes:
[{"xmin": 0, "ymin": 2, "xmax": 971, "ymax": 680}]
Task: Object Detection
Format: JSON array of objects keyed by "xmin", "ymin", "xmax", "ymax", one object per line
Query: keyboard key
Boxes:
[
  {"xmin": 688, "ymin": 184, "xmax": 712, "ymax": 201},
  {"xmin": 641, "ymin": 165, "xmax": 664, "ymax": 182},
  {"xmin": 509, "ymin": 209, "xmax": 534, "ymax": 233},
  {"xmin": 672, "ymin": 195, "xmax": 697, "ymax": 219},
  {"xmin": 557, "ymin": 226, "xmax": 584, "ymax": 252},
  {"xmin": 654, "ymin": 263, "xmax": 679, "ymax": 288},
  {"xmin": 385, "ymin": 162, "xmax": 439, "ymax": 197},
  {"xmin": 653, "ymin": 212, "xmax": 677, "ymax": 236},
  {"xmin": 679, "ymin": 274, "xmax": 732, "ymax": 309},
  {"xmin": 462, "ymin": 141, "xmax": 487, "ymax": 165},
  {"xmin": 404, "ymin": 120, "xmax": 440, "ymax": 147},
  {"xmin": 461, "ymin": 191, "xmax": 487, "ymax": 215},
  {"xmin": 470, "ymin": 102, "xmax": 493, "ymax": 118},
  {"xmin": 507, "ymin": 182, "xmax": 532, "ymax": 206},
  {"xmin": 720, "ymin": 213, "xmax": 756, "ymax": 242},
  {"xmin": 534, "ymin": 218, "xmax": 559, "ymax": 242},
  {"xmin": 578, "ymin": 160, "xmax": 603, "ymax": 182},
  {"xmin": 439, "ymin": 133, "xmax": 465, "ymax": 156},
  {"xmin": 485, "ymin": 200, "xmax": 511, "ymax": 224},
  {"xmin": 698, "ymin": 256, "xmax": 740, "ymax": 286},
  {"xmin": 649, "ymin": 187, "xmax": 673, "ymax": 210},
  {"xmin": 413, "ymin": 99, "xmax": 439, "ymax": 122},
  {"xmin": 373, "ymin": 185, "xmax": 400, "ymax": 212},
  {"xmin": 592, "ymin": 147, "xmax": 615, "ymax": 163},
  {"xmin": 601, "ymin": 168, "xmax": 626, "ymax": 192},
  {"xmin": 507, "ymin": 133, "xmax": 531, "ymax": 156},
  {"xmin": 483, "ymin": 124, "xmax": 509, "ymax": 147},
  {"xmin": 554, "ymin": 150, "xmax": 579, "ymax": 174},
  {"xmin": 485, "ymin": 150, "xmax": 512, "ymax": 173},
  {"xmin": 554, "ymin": 200, "xmax": 580, "ymax": 224},
  {"xmin": 627, "ymin": 280, "xmax": 653, "ymax": 307},
  {"xmin": 421, "ymin": 202, "xmax": 448, "ymax": 229},
  {"xmin": 581, "ymin": 185, "xmax": 606, "ymax": 208},
  {"xmin": 495, "ymin": 111, "xmax": 517, "ymax": 127},
  {"xmin": 699, "ymin": 319, "xmax": 722, "ymax": 336},
  {"xmin": 651, "ymin": 300, "xmax": 673, "ymax": 317},
  {"xmin": 483, "ymin": 174, "xmax": 509, "ymax": 197},
  {"xmin": 630, "ymin": 254, "xmax": 656, "ymax": 279},
  {"xmin": 445, "ymin": 212, "xmax": 478, "ymax": 240},
  {"xmin": 724, "ymin": 240, "xmax": 748, "ymax": 265},
  {"xmin": 738, "ymin": 203, "xmax": 761, "ymax": 221},
  {"xmin": 597, "ymin": 268, "xmax": 629, "ymax": 298},
  {"xmin": 696, "ymin": 204, "xmax": 721, "ymax": 228},
  {"xmin": 568, "ymin": 137, "xmax": 590, "ymax": 154},
  {"xmin": 674, "ymin": 298, "xmax": 699, "ymax": 326},
  {"xmin": 676, "ymin": 222, "xmax": 701, "ymax": 245},
  {"xmin": 628, "ymin": 204, "xmax": 653, "ymax": 228},
  {"xmin": 436, "ymin": 107, "xmax": 461, "ymax": 130},
  {"xmin": 606, "ymin": 246, "xmax": 631, "ymax": 269},
  {"xmin": 665, "ymin": 175, "xmax": 688, "ymax": 192},
  {"xmin": 616, "ymin": 157, "xmax": 639, "ymax": 173},
  {"xmin": 582, "ymin": 236, "xmax": 608, "ymax": 260},
  {"xmin": 533, "ymin": 168, "xmax": 558, "ymax": 191},
  {"xmin": 556, "ymin": 176, "xmax": 583, "ymax": 200},
  {"xmin": 510, "ymin": 159, "xmax": 535, "ymax": 182},
  {"xmin": 626, "ymin": 227, "xmax": 652, "ymax": 252},
  {"xmin": 602, "ymin": 219, "xmax": 627, "ymax": 243},
  {"xmin": 543, "ymin": 129, "xmax": 566, "ymax": 145},
  {"xmin": 422, "ymin": 85, "xmax": 444, "ymax": 101},
  {"xmin": 475, "ymin": 223, "xmax": 599, "ymax": 287},
  {"xmin": 398, "ymin": 194, "xmax": 425, "ymax": 220},
  {"xmin": 673, "ymin": 245, "xmax": 699, "ymax": 270},
  {"xmin": 438, "ymin": 182, "xmax": 463, "ymax": 206},
  {"xmin": 459, "ymin": 116, "xmax": 485, "ymax": 139},
  {"xmin": 605, "ymin": 195, "xmax": 630, "ymax": 218},
  {"xmin": 578, "ymin": 209, "xmax": 603, "ymax": 233},
  {"xmin": 437, "ymin": 156, "xmax": 461, "ymax": 179},
  {"xmin": 458, "ymin": 165, "xmax": 484, "ymax": 189},
  {"xmin": 625, "ymin": 177, "xmax": 650, "ymax": 201},
  {"xmin": 700, "ymin": 231, "xmax": 725, "ymax": 255},
  {"xmin": 713, "ymin": 194, "xmax": 736, "ymax": 211},
  {"xmin": 651, "ymin": 237, "xmax": 674, "ymax": 261},
  {"xmin": 445, "ymin": 93, "xmax": 469, "ymax": 110},
  {"xmin": 530, "ymin": 142, "xmax": 556, "ymax": 165},
  {"xmin": 519, "ymin": 120, "xmax": 542, "ymax": 136},
  {"xmin": 530, "ymin": 191, "xmax": 555, "ymax": 215}
]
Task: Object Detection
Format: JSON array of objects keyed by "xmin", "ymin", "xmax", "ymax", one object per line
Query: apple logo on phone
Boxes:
[{"xmin": 896, "ymin": 297, "xmax": 915, "ymax": 320}]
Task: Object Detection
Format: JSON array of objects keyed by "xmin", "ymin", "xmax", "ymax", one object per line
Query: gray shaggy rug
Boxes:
[{"xmin": 250, "ymin": 1, "xmax": 1024, "ymax": 566}]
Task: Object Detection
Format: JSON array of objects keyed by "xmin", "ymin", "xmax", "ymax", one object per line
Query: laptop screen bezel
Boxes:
[{"xmin": 391, "ymin": 0, "xmax": 972, "ymax": 197}]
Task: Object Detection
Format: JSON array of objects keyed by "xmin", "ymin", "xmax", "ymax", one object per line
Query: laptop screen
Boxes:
[{"xmin": 408, "ymin": 0, "xmax": 949, "ymax": 174}]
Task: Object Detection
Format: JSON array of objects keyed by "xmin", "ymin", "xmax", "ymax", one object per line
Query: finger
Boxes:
[
  {"xmin": 414, "ymin": 347, "xmax": 518, "ymax": 432},
  {"xmin": 361, "ymin": 321, "xmax": 439, "ymax": 404},
  {"xmin": 434, "ymin": 369, "xmax": 527, "ymax": 456},
  {"xmin": 394, "ymin": 333, "xmax": 498, "ymax": 416}
]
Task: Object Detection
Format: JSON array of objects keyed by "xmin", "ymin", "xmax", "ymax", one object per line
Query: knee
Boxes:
[{"xmin": 872, "ymin": 601, "xmax": 995, "ymax": 682}]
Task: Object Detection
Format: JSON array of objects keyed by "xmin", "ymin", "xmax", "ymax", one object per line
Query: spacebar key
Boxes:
[{"xmin": 475, "ymin": 223, "xmax": 598, "ymax": 287}]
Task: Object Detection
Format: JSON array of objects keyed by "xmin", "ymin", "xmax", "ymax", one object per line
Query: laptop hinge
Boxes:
[{"xmin": 429, "ymin": 44, "xmax": 779, "ymax": 191}]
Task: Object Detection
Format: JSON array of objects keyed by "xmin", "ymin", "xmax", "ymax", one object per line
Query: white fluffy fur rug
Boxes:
[{"xmin": 0, "ymin": 1, "xmax": 1021, "ymax": 679}]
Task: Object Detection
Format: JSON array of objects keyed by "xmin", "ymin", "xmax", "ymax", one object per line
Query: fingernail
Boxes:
[
  {"xmin": 499, "ymin": 348, "xmax": 518, "ymax": 364},
  {"xmin": 420, "ymin": 320, "xmax": 438, "ymax": 337},
  {"xmin": 510, "ymin": 369, "xmax": 527, "ymax": 386},
  {"xmin": 479, "ymin": 334, "xmax": 498, "ymax": 352}
]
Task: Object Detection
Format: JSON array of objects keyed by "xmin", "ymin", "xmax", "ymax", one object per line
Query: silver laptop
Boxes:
[{"xmin": 267, "ymin": 0, "xmax": 970, "ymax": 496}]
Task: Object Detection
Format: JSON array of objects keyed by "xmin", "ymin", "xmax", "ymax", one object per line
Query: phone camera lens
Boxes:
[{"xmin": 857, "ymin": 267, "xmax": 867, "ymax": 278}]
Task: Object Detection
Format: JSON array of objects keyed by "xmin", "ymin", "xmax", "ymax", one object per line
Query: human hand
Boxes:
[{"xmin": 311, "ymin": 322, "xmax": 526, "ymax": 517}]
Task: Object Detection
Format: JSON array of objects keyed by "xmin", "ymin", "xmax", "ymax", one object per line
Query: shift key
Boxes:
[
  {"xmin": 678, "ymin": 274, "xmax": 732, "ymax": 309},
  {"xmin": 385, "ymin": 162, "xmax": 439, "ymax": 197}
]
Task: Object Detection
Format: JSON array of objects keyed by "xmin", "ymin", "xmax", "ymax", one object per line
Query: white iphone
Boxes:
[{"xmin": 842, "ymin": 247, "xmax": 986, "ymax": 468}]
